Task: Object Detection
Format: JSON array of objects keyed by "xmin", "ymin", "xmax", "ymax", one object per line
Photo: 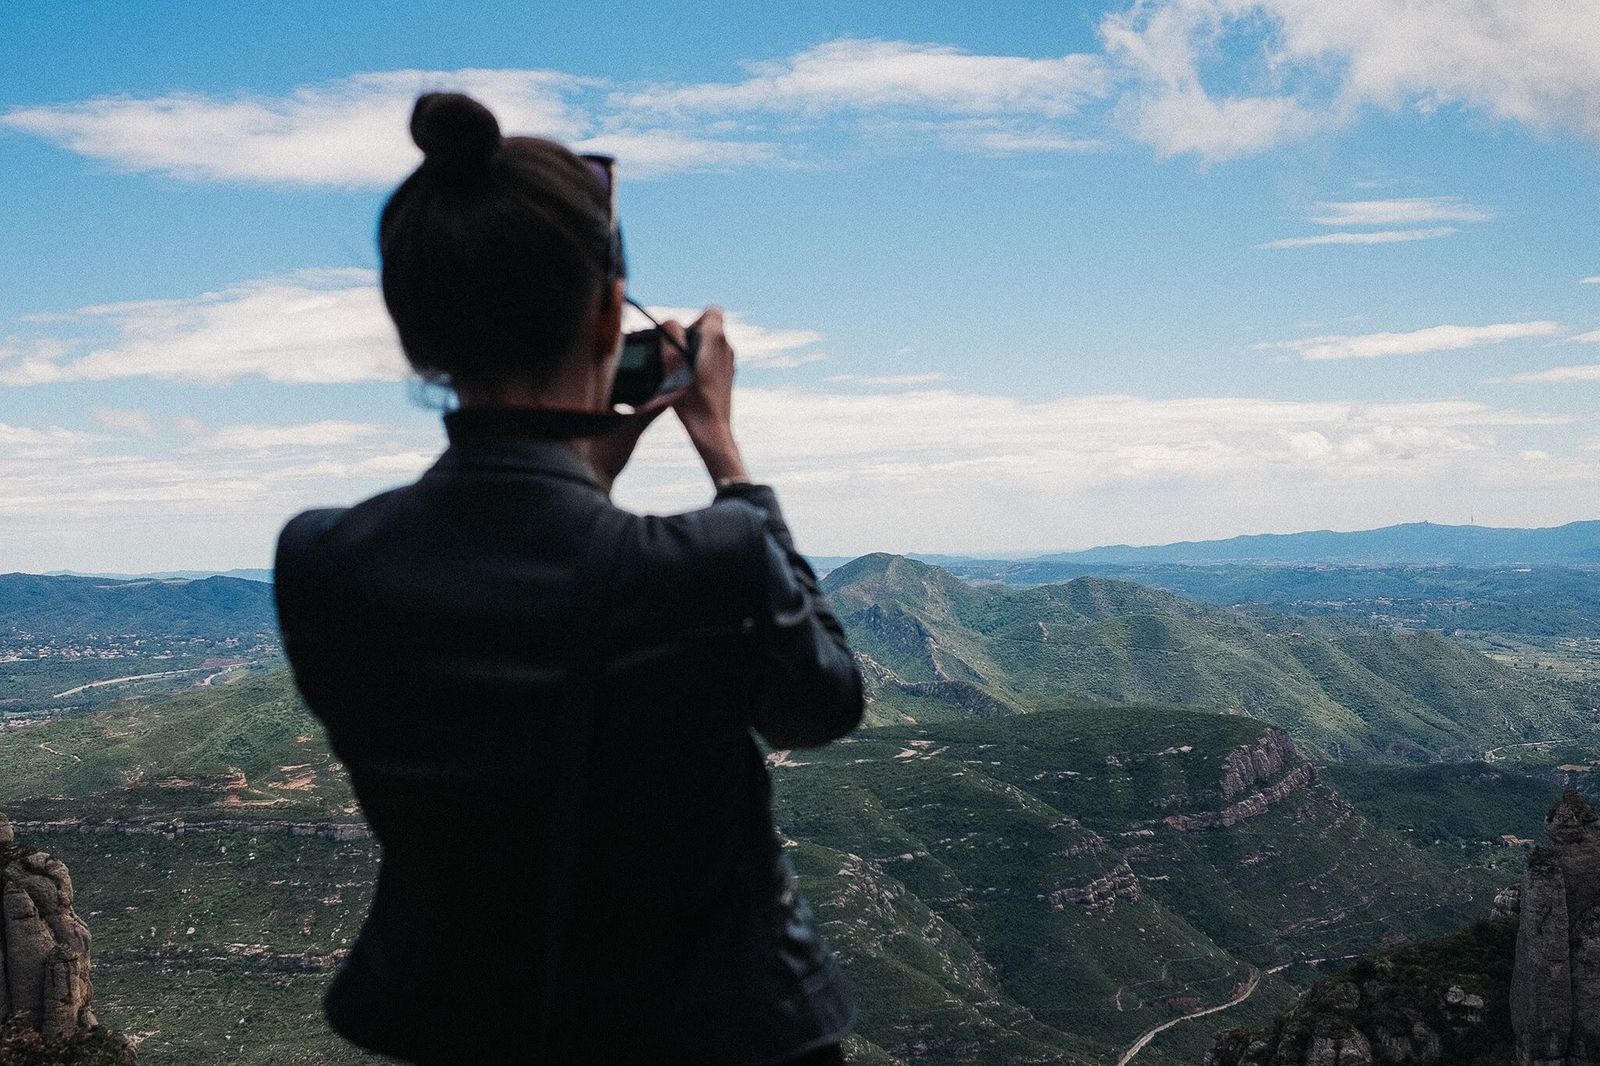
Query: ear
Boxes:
[{"xmin": 593, "ymin": 278, "xmax": 625, "ymax": 363}]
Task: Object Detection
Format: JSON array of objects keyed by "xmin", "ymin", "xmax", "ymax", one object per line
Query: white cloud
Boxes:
[
  {"xmin": 188, "ymin": 420, "xmax": 388, "ymax": 452},
  {"xmin": 1257, "ymin": 227, "xmax": 1459, "ymax": 249},
  {"xmin": 0, "ymin": 269, "xmax": 403, "ymax": 386},
  {"xmin": 609, "ymin": 386, "xmax": 1590, "ymax": 553},
  {"xmin": 824, "ymin": 372, "xmax": 950, "ymax": 387},
  {"xmin": 2, "ymin": 70, "xmax": 589, "ymax": 186},
  {"xmin": 570, "ymin": 128, "xmax": 781, "ymax": 177},
  {"xmin": 1573, "ymin": 329, "xmax": 1600, "ymax": 344},
  {"xmin": 1100, "ymin": 0, "xmax": 1600, "ymax": 160},
  {"xmin": 1268, "ymin": 321, "xmax": 1563, "ymax": 361},
  {"xmin": 0, "ymin": 273, "xmax": 827, "ymax": 387},
  {"xmin": 1308, "ymin": 197, "xmax": 1493, "ymax": 226},
  {"xmin": 90, "ymin": 407, "xmax": 157, "ymax": 437},
  {"xmin": 615, "ymin": 39, "xmax": 1108, "ymax": 119},
  {"xmin": 1582, "ymin": 276, "xmax": 1600, "ymax": 284},
  {"xmin": 1504, "ymin": 363, "xmax": 1600, "ymax": 384},
  {"xmin": 1, "ymin": 69, "xmax": 777, "ymax": 184},
  {"xmin": 622, "ymin": 305, "xmax": 825, "ymax": 368},
  {"xmin": 8, "ymin": 386, "xmax": 1588, "ymax": 569}
]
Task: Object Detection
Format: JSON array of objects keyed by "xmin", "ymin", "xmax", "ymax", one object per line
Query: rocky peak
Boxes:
[
  {"xmin": 1512, "ymin": 789, "xmax": 1600, "ymax": 1066},
  {"xmin": 0, "ymin": 812, "xmax": 133, "ymax": 1061}
]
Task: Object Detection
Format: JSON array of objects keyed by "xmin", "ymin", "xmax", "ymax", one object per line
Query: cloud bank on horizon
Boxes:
[{"xmin": 1, "ymin": 0, "xmax": 1598, "ymax": 571}]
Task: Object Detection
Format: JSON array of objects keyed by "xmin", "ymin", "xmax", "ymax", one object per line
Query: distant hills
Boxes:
[
  {"xmin": 1027, "ymin": 519, "xmax": 1600, "ymax": 568},
  {"xmin": 824, "ymin": 554, "xmax": 1597, "ymax": 762},
  {"xmin": 0, "ymin": 572, "xmax": 276, "ymax": 644},
  {"xmin": 44, "ymin": 568, "xmax": 273, "ymax": 583}
]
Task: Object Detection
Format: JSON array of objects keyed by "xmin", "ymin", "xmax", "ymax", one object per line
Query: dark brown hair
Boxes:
[{"xmin": 378, "ymin": 92, "xmax": 612, "ymax": 391}]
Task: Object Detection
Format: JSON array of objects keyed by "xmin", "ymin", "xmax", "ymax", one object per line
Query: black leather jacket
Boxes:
[{"xmin": 273, "ymin": 407, "xmax": 863, "ymax": 1064}]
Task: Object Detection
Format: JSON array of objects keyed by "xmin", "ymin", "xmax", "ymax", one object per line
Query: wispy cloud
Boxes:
[
  {"xmin": 823, "ymin": 372, "xmax": 950, "ymax": 387},
  {"xmin": 1503, "ymin": 363, "xmax": 1600, "ymax": 384},
  {"xmin": 621, "ymin": 306, "xmax": 825, "ymax": 368},
  {"xmin": 614, "ymin": 39, "xmax": 1108, "ymax": 119},
  {"xmin": 2, "ymin": 44, "xmax": 1111, "ymax": 185},
  {"xmin": 1266, "ymin": 321, "xmax": 1563, "ymax": 361},
  {"xmin": 0, "ymin": 69, "xmax": 777, "ymax": 183},
  {"xmin": 1582, "ymin": 276, "xmax": 1600, "ymax": 285},
  {"xmin": 0, "ymin": 272, "xmax": 827, "ymax": 386},
  {"xmin": 1258, "ymin": 227, "xmax": 1459, "ymax": 249},
  {"xmin": 0, "ymin": 269, "xmax": 402, "ymax": 385},
  {"xmin": 2, "ymin": 71, "xmax": 588, "ymax": 185},
  {"xmin": 1308, "ymin": 197, "xmax": 1493, "ymax": 226}
]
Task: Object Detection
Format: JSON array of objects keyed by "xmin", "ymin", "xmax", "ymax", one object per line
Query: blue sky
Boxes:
[{"xmin": 2, "ymin": 0, "xmax": 1598, "ymax": 571}]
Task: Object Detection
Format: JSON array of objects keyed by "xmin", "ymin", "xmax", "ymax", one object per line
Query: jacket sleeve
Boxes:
[{"xmin": 715, "ymin": 482, "xmax": 864, "ymax": 749}]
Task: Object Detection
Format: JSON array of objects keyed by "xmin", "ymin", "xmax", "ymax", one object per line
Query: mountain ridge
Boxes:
[{"xmin": 822, "ymin": 554, "xmax": 1596, "ymax": 761}]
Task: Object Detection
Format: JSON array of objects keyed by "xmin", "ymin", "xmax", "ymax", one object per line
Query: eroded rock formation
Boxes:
[
  {"xmin": 0, "ymin": 812, "xmax": 127, "ymax": 1058},
  {"xmin": 1165, "ymin": 730, "xmax": 1319, "ymax": 832},
  {"xmin": 1511, "ymin": 790, "xmax": 1600, "ymax": 1066}
]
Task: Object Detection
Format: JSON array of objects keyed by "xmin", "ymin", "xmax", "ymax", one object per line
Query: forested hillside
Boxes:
[{"xmin": 825, "ymin": 554, "xmax": 1596, "ymax": 761}]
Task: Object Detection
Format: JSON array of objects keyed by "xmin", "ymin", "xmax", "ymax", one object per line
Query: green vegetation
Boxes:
[
  {"xmin": 0, "ymin": 574, "xmax": 280, "ymax": 717},
  {"xmin": 825, "ymin": 554, "xmax": 1596, "ymax": 761},
  {"xmin": 1324, "ymin": 761, "xmax": 1595, "ymax": 848},
  {"xmin": 0, "ymin": 574, "xmax": 275, "ymax": 645},
  {"xmin": 1210, "ymin": 918, "xmax": 1518, "ymax": 1066},
  {"xmin": 0, "ymin": 1020, "xmax": 137, "ymax": 1066},
  {"xmin": 944, "ymin": 560, "xmax": 1600, "ymax": 639},
  {"xmin": 0, "ymin": 674, "xmax": 353, "ymax": 822}
]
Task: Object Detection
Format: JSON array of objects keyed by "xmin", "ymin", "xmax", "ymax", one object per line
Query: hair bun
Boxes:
[{"xmin": 410, "ymin": 92, "xmax": 501, "ymax": 181}]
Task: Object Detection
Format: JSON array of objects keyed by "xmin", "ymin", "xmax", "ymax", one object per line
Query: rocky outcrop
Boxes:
[
  {"xmin": 1165, "ymin": 763, "xmax": 1319, "ymax": 831},
  {"xmin": 1, "ymin": 813, "xmax": 96, "ymax": 1040},
  {"xmin": 1219, "ymin": 729, "xmax": 1299, "ymax": 800},
  {"xmin": 0, "ymin": 813, "xmax": 134, "ymax": 1063},
  {"xmin": 1511, "ymin": 790, "xmax": 1600, "ymax": 1066},
  {"xmin": 1047, "ymin": 859, "xmax": 1143, "ymax": 912}
]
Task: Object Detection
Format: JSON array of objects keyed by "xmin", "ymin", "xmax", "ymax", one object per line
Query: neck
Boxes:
[{"xmin": 455, "ymin": 362, "xmax": 608, "ymax": 413}]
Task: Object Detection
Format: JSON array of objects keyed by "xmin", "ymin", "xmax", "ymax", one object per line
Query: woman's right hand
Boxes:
[{"xmin": 664, "ymin": 308, "xmax": 750, "ymax": 485}]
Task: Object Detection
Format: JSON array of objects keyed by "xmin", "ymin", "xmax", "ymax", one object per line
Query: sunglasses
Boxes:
[{"xmin": 578, "ymin": 153, "xmax": 697, "ymax": 403}]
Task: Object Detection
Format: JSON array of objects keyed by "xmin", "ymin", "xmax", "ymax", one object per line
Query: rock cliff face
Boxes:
[
  {"xmin": 0, "ymin": 813, "xmax": 133, "ymax": 1061},
  {"xmin": 1164, "ymin": 730, "xmax": 1319, "ymax": 831},
  {"xmin": 1208, "ymin": 791, "xmax": 1600, "ymax": 1066},
  {"xmin": 1511, "ymin": 790, "xmax": 1600, "ymax": 1066}
]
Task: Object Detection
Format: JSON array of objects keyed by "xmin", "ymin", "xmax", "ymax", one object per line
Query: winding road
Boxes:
[{"xmin": 1115, "ymin": 967, "xmax": 1260, "ymax": 1066}]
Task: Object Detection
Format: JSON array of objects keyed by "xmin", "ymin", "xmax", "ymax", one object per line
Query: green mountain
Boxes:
[
  {"xmin": 0, "ymin": 675, "xmax": 1521, "ymax": 1065},
  {"xmin": 0, "ymin": 573, "xmax": 282, "ymax": 717},
  {"xmin": 0, "ymin": 573, "xmax": 276, "ymax": 644},
  {"xmin": 825, "ymin": 554, "xmax": 1597, "ymax": 762},
  {"xmin": 938, "ymin": 561, "xmax": 1600, "ymax": 641},
  {"xmin": 1031, "ymin": 519, "xmax": 1600, "ymax": 567}
]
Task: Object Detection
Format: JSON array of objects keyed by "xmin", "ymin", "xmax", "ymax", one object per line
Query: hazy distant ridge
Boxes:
[{"xmin": 1036, "ymin": 520, "xmax": 1600, "ymax": 567}]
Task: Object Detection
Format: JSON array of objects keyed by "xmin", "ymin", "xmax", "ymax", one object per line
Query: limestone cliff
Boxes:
[
  {"xmin": 0, "ymin": 813, "xmax": 135, "ymax": 1064},
  {"xmin": 1511, "ymin": 791, "xmax": 1600, "ymax": 1066}
]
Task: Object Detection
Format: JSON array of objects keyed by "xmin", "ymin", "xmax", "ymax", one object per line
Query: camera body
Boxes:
[{"xmin": 610, "ymin": 325, "xmax": 700, "ymax": 408}]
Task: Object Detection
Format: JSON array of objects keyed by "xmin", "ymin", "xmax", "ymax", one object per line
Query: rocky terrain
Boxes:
[
  {"xmin": 0, "ymin": 814, "xmax": 135, "ymax": 1064},
  {"xmin": 1206, "ymin": 791, "xmax": 1600, "ymax": 1066},
  {"xmin": 1512, "ymin": 791, "xmax": 1600, "ymax": 1066}
]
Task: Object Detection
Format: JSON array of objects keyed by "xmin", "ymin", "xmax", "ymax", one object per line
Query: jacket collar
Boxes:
[{"xmin": 433, "ymin": 407, "xmax": 607, "ymax": 488}]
